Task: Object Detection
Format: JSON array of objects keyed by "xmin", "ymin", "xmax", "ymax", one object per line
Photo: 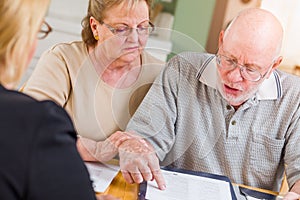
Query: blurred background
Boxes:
[{"xmin": 20, "ymin": 0, "xmax": 300, "ymax": 86}]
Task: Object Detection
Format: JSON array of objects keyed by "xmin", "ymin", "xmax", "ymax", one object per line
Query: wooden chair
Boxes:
[
  {"xmin": 293, "ymin": 65, "xmax": 300, "ymax": 76},
  {"xmin": 279, "ymin": 173, "xmax": 289, "ymax": 195}
]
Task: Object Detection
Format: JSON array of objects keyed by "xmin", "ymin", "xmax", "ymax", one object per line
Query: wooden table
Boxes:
[{"xmin": 96, "ymin": 171, "xmax": 138, "ymax": 200}]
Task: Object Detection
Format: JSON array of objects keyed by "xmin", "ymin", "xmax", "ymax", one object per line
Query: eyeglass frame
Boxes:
[
  {"xmin": 215, "ymin": 54, "xmax": 275, "ymax": 82},
  {"xmin": 38, "ymin": 21, "xmax": 52, "ymax": 40},
  {"xmin": 100, "ymin": 21, "xmax": 155, "ymax": 37}
]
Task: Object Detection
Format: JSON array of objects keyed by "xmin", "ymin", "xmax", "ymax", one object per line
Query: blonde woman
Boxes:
[
  {"xmin": 0, "ymin": 0, "xmax": 117, "ymax": 199},
  {"xmin": 22, "ymin": 0, "xmax": 164, "ymax": 162}
]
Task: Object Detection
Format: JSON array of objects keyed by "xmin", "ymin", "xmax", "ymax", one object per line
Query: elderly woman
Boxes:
[{"xmin": 22, "ymin": 0, "xmax": 164, "ymax": 162}]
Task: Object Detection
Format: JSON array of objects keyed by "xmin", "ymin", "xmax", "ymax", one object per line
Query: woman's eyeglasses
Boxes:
[
  {"xmin": 38, "ymin": 21, "xmax": 52, "ymax": 40},
  {"xmin": 101, "ymin": 21, "xmax": 155, "ymax": 37}
]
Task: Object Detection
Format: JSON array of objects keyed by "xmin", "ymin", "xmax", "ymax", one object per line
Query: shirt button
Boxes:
[
  {"xmin": 231, "ymin": 120, "xmax": 236, "ymax": 125},
  {"xmin": 226, "ymin": 105, "xmax": 231, "ymax": 110}
]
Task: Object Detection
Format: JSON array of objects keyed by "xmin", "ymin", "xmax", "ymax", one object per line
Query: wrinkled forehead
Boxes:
[
  {"xmin": 223, "ymin": 23, "xmax": 281, "ymax": 63},
  {"xmin": 221, "ymin": 37, "xmax": 276, "ymax": 69}
]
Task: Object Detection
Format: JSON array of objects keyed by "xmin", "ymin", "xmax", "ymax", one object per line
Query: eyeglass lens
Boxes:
[
  {"xmin": 216, "ymin": 54, "xmax": 263, "ymax": 82},
  {"xmin": 104, "ymin": 22, "xmax": 154, "ymax": 37},
  {"xmin": 38, "ymin": 21, "xmax": 52, "ymax": 40}
]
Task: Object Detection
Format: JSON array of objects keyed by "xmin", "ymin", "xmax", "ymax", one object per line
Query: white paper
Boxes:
[
  {"xmin": 245, "ymin": 196, "xmax": 260, "ymax": 200},
  {"xmin": 146, "ymin": 170, "xmax": 232, "ymax": 200},
  {"xmin": 84, "ymin": 162, "xmax": 119, "ymax": 193}
]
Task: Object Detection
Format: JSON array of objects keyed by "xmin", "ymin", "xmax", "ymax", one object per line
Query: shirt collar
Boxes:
[{"xmin": 196, "ymin": 55, "xmax": 282, "ymax": 100}]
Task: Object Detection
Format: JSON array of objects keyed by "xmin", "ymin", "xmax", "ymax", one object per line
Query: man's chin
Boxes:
[
  {"xmin": 227, "ymin": 101, "xmax": 243, "ymax": 107},
  {"xmin": 223, "ymin": 94, "xmax": 245, "ymax": 107},
  {"xmin": 218, "ymin": 83, "xmax": 248, "ymax": 106}
]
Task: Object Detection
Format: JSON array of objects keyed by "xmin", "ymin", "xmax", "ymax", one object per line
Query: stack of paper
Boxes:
[
  {"xmin": 143, "ymin": 169, "xmax": 234, "ymax": 200},
  {"xmin": 84, "ymin": 162, "xmax": 119, "ymax": 193}
]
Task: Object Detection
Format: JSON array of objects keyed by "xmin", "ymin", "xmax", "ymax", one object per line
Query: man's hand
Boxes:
[
  {"xmin": 118, "ymin": 134, "xmax": 166, "ymax": 190},
  {"xmin": 77, "ymin": 131, "xmax": 132, "ymax": 162}
]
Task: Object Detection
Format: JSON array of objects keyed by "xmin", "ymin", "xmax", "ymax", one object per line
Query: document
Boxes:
[
  {"xmin": 145, "ymin": 169, "xmax": 233, "ymax": 200},
  {"xmin": 85, "ymin": 162, "xmax": 119, "ymax": 193}
]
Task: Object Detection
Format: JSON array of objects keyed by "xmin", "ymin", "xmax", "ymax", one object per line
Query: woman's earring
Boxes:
[{"xmin": 94, "ymin": 35, "xmax": 99, "ymax": 41}]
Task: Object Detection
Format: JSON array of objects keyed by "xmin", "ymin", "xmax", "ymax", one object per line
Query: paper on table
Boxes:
[
  {"xmin": 244, "ymin": 196, "xmax": 260, "ymax": 200},
  {"xmin": 146, "ymin": 169, "xmax": 232, "ymax": 200},
  {"xmin": 85, "ymin": 162, "xmax": 119, "ymax": 193}
]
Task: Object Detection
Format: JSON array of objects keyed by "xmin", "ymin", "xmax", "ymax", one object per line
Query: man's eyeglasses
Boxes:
[
  {"xmin": 216, "ymin": 54, "xmax": 273, "ymax": 82},
  {"xmin": 101, "ymin": 21, "xmax": 155, "ymax": 37},
  {"xmin": 38, "ymin": 21, "xmax": 52, "ymax": 40}
]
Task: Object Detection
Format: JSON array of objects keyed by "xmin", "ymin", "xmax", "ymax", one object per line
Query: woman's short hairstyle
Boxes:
[
  {"xmin": 0, "ymin": 0, "xmax": 50, "ymax": 86},
  {"xmin": 81, "ymin": 0, "xmax": 153, "ymax": 47}
]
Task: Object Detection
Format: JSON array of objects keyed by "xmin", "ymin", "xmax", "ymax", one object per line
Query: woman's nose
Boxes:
[{"xmin": 126, "ymin": 28, "xmax": 139, "ymax": 42}]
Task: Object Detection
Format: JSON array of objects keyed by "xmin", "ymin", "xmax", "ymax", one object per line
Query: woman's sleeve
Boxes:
[{"xmin": 27, "ymin": 101, "xmax": 96, "ymax": 200}]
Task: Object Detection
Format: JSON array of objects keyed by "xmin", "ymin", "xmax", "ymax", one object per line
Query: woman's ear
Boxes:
[{"xmin": 90, "ymin": 16, "xmax": 99, "ymax": 32}]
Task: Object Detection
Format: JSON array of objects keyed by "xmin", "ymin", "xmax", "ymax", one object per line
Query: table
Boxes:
[
  {"xmin": 97, "ymin": 171, "xmax": 280, "ymax": 200},
  {"xmin": 97, "ymin": 171, "xmax": 138, "ymax": 200}
]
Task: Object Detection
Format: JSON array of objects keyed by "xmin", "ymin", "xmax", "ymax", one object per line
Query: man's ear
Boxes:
[
  {"xmin": 272, "ymin": 56, "xmax": 283, "ymax": 70},
  {"xmin": 218, "ymin": 30, "xmax": 225, "ymax": 49},
  {"xmin": 266, "ymin": 56, "xmax": 283, "ymax": 79}
]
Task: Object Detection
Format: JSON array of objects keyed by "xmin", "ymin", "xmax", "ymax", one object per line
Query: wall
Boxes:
[
  {"xmin": 206, "ymin": 0, "xmax": 261, "ymax": 53},
  {"xmin": 261, "ymin": 0, "xmax": 300, "ymax": 70},
  {"xmin": 171, "ymin": 0, "xmax": 216, "ymax": 55},
  {"xmin": 223, "ymin": 0, "xmax": 261, "ymax": 27},
  {"xmin": 47, "ymin": 0, "xmax": 87, "ymax": 23}
]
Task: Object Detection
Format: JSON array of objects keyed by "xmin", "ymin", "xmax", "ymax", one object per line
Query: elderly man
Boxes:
[{"xmin": 118, "ymin": 8, "xmax": 300, "ymax": 199}]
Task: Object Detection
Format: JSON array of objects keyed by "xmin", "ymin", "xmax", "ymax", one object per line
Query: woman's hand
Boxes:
[
  {"xmin": 77, "ymin": 131, "xmax": 132, "ymax": 162},
  {"xmin": 76, "ymin": 136, "xmax": 98, "ymax": 161}
]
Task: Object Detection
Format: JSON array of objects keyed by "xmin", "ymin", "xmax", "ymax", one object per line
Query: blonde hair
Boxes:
[
  {"xmin": 0, "ymin": 0, "xmax": 50, "ymax": 87},
  {"xmin": 81, "ymin": 0, "xmax": 153, "ymax": 47}
]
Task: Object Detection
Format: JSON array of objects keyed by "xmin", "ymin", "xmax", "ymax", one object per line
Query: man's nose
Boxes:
[{"xmin": 226, "ymin": 65, "xmax": 244, "ymax": 82}]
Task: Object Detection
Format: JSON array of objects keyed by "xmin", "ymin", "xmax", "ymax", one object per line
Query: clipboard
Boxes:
[{"xmin": 138, "ymin": 167, "xmax": 237, "ymax": 200}]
